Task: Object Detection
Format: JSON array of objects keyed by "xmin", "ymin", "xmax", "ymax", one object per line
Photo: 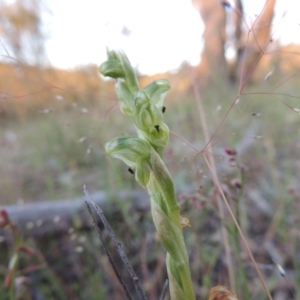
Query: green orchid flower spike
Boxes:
[{"xmin": 100, "ymin": 50, "xmax": 195, "ymax": 300}]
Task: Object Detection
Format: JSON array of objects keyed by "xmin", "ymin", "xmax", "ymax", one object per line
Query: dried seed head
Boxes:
[
  {"xmin": 228, "ymin": 156, "xmax": 236, "ymax": 163},
  {"xmin": 180, "ymin": 216, "xmax": 191, "ymax": 228},
  {"xmin": 208, "ymin": 286, "xmax": 238, "ymax": 300},
  {"xmin": 18, "ymin": 245, "xmax": 35, "ymax": 256},
  {"xmin": 0, "ymin": 210, "xmax": 9, "ymax": 227},
  {"xmin": 231, "ymin": 178, "xmax": 242, "ymax": 189},
  {"xmin": 224, "ymin": 148, "xmax": 237, "ymax": 156},
  {"xmin": 4, "ymin": 269, "xmax": 13, "ymax": 288}
]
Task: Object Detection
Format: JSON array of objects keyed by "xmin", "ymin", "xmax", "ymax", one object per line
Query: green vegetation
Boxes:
[{"xmin": 1, "ymin": 57, "xmax": 300, "ymax": 298}]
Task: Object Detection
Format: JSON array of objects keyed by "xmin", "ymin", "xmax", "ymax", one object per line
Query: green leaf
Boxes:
[
  {"xmin": 136, "ymin": 158, "xmax": 150, "ymax": 187},
  {"xmin": 150, "ymin": 148, "xmax": 179, "ymax": 216},
  {"xmin": 150, "ymin": 198, "xmax": 186, "ymax": 263}
]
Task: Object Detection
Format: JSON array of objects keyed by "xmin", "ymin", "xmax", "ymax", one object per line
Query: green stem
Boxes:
[
  {"xmin": 148, "ymin": 167, "xmax": 195, "ymax": 299},
  {"xmin": 232, "ymin": 166, "xmax": 250, "ymax": 299}
]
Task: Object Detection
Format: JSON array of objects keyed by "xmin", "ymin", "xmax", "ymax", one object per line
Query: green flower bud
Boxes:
[
  {"xmin": 117, "ymin": 50, "xmax": 139, "ymax": 95},
  {"xmin": 142, "ymin": 123, "xmax": 169, "ymax": 148},
  {"xmin": 143, "ymin": 79, "xmax": 170, "ymax": 107},
  {"xmin": 99, "ymin": 59, "xmax": 125, "ymax": 79},
  {"xmin": 100, "ymin": 50, "xmax": 141, "ymax": 116},
  {"xmin": 105, "ymin": 136, "xmax": 151, "ymax": 166},
  {"xmin": 99, "ymin": 49, "xmax": 139, "ymax": 95},
  {"xmin": 135, "ymin": 89, "xmax": 150, "ymax": 105},
  {"xmin": 104, "ymin": 137, "xmax": 152, "ymax": 187},
  {"xmin": 133, "ymin": 91, "xmax": 163, "ymax": 131},
  {"xmin": 106, "ymin": 49, "xmax": 119, "ymax": 60}
]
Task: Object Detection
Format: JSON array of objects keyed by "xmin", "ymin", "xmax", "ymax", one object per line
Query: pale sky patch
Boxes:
[{"xmin": 44, "ymin": 0, "xmax": 300, "ymax": 74}]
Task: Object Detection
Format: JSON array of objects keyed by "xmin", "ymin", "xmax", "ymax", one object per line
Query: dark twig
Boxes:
[
  {"xmin": 84, "ymin": 199, "xmax": 132, "ymax": 300},
  {"xmin": 83, "ymin": 185, "xmax": 148, "ymax": 300},
  {"xmin": 159, "ymin": 279, "xmax": 169, "ymax": 300}
]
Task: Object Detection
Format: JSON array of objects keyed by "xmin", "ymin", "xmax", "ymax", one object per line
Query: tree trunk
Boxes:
[
  {"xmin": 192, "ymin": 0, "xmax": 229, "ymax": 86},
  {"xmin": 192, "ymin": 0, "xmax": 276, "ymax": 85},
  {"xmin": 236, "ymin": 0, "xmax": 276, "ymax": 83}
]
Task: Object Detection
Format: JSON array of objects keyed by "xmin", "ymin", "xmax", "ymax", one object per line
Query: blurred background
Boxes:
[{"xmin": 1, "ymin": 0, "xmax": 300, "ymax": 299}]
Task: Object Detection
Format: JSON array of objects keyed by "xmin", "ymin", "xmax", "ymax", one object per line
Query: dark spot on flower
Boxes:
[{"xmin": 128, "ymin": 168, "xmax": 134, "ymax": 175}]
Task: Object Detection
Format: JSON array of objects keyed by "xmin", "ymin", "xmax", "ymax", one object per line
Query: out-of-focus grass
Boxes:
[
  {"xmin": 0, "ymin": 100, "xmax": 140, "ymax": 203},
  {"xmin": 1, "ymin": 76, "xmax": 300, "ymax": 204}
]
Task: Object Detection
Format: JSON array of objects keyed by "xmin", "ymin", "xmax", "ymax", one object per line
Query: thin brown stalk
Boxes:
[
  {"xmin": 203, "ymin": 154, "xmax": 273, "ymax": 300},
  {"xmin": 190, "ymin": 71, "xmax": 235, "ymax": 293},
  {"xmin": 159, "ymin": 279, "xmax": 169, "ymax": 300}
]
